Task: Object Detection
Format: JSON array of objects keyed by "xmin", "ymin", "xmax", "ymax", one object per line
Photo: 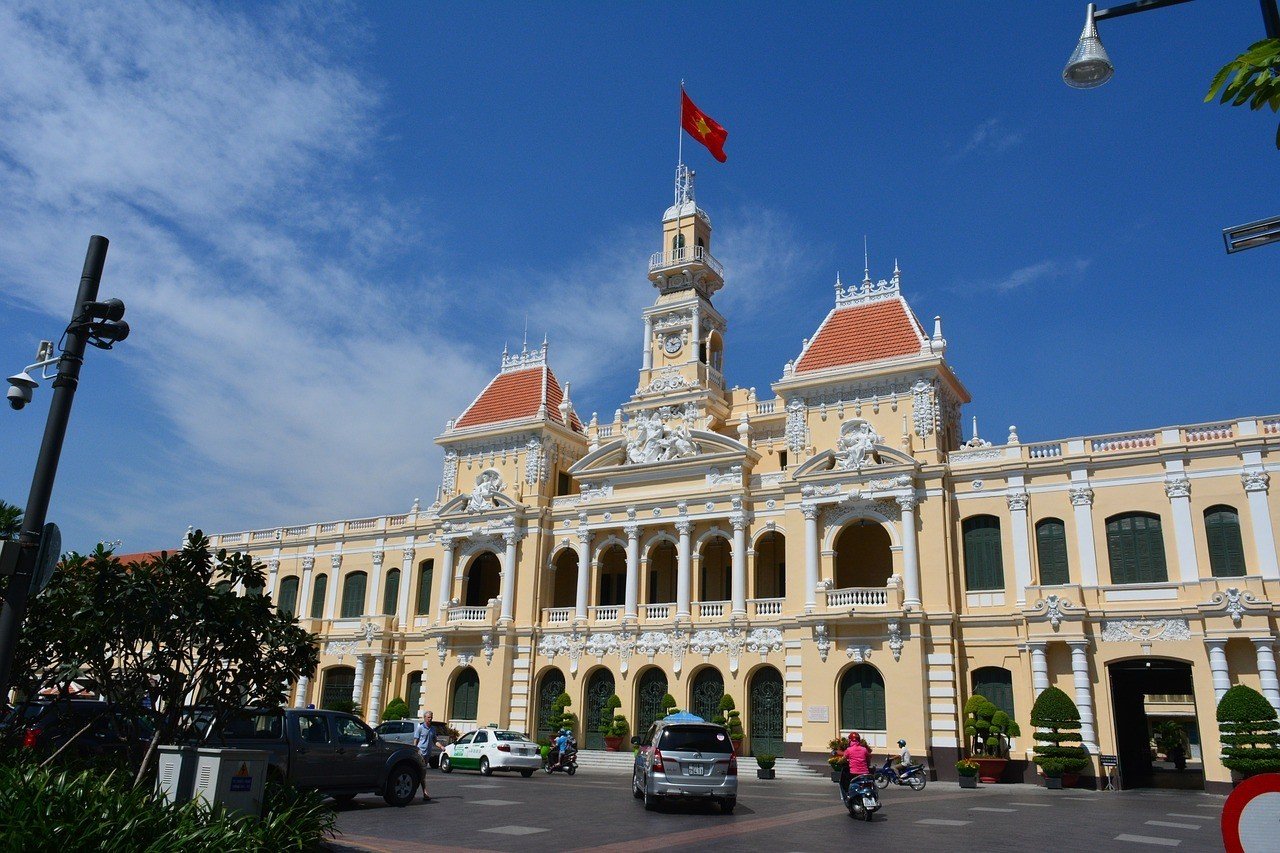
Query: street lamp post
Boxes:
[{"xmin": 0, "ymin": 236, "xmax": 129, "ymax": 700}]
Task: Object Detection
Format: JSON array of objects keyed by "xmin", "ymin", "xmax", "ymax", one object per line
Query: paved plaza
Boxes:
[{"xmin": 328, "ymin": 770, "xmax": 1226, "ymax": 852}]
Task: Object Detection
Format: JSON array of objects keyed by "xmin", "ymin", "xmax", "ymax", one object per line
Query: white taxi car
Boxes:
[{"xmin": 439, "ymin": 727, "xmax": 542, "ymax": 777}]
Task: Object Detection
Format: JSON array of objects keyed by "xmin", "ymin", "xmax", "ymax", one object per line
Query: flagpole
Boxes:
[{"xmin": 678, "ymin": 79, "xmax": 684, "ymax": 170}]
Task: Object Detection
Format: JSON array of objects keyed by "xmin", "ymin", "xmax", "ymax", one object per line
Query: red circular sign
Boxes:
[{"xmin": 1222, "ymin": 773, "xmax": 1280, "ymax": 853}]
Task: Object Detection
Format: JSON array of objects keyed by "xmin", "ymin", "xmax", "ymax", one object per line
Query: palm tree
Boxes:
[{"xmin": 0, "ymin": 500, "xmax": 23, "ymax": 540}]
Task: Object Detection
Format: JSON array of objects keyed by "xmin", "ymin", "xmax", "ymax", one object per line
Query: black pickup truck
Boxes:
[{"xmin": 204, "ymin": 708, "xmax": 425, "ymax": 806}]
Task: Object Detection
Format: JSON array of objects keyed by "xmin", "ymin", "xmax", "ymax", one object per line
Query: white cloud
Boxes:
[
  {"xmin": 954, "ymin": 117, "xmax": 1025, "ymax": 159},
  {"xmin": 981, "ymin": 258, "xmax": 1091, "ymax": 293}
]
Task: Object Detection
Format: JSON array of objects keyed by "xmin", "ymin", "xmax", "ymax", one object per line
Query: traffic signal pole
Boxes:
[{"xmin": 0, "ymin": 236, "xmax": 109, "ymax": 700}]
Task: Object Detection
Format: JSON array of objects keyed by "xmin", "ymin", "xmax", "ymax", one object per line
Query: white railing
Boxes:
[
  {"xmin": 825, "ymin": 587, "xmax": 889, "ymax": 607},
  {"xmin": 221, "ymin": 533, "xmax": 245, "ymax": 544},
  {"xmin": 755, "ymin": 400, "xmax": 777, "ymax": 414},
  {"xmin": 448, "ymin": 606, "xmax": 489, "ymax": 624},
  {"xmin": 750, "ymin": 598, "xmax": 784, "ymax": 616},
  {"xmin": 648, "ymin": 245, "xmax": 724, "ymax": 278},
  {"xmin": 347, "ymin": 518, "xmax": 377, "ymax": 531},
  {"xmin": 1026, "ymin": 441, "xmax": 1062, "ymax": 459},
  {"xmin": 642, "ymin": 603, "xmax": 671, "ymax": 620},
  {"xmin": 1185, "ymin": 423, "xmax": 1233, "ymax": 443},
  {"xmin": 592, "ymin": 605, "xmax": 621, "ymax": 622},
  {"xmin": 543, "ymin": 607, "xmax": 573, "ymax": 625},
  {"xmin": 551, "ymin": 496, "xmax": 578, "ymax": 508},
  {"xmin": 597, "ymin": 425, "xmax": 615, "ymax": 438},
  {"xmin": 696, "ymin": 601, "xmax": 726, "ymax": 619},
  {"xmin": 285, "ymin": 525, "xmax": 310, "ymax": 536},
  {"xmin": 251, "ymin": 530, "xmax": 276, "ymax": 541},
  {"xmin": 387, "ymin": 514, "xmax": 408, "ymax": 526},
  {"xmin": 318, "ymin": 523, "xmax": 339, "ymax": 533},
  {"xmin": 1091, "ymin": 431, "xmax": 1157, "ymax": 452}
]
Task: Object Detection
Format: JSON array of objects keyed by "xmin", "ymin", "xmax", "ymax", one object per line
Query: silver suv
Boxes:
[{"xmin": 631, "ymin": 718, "xmax": 738, "ymax": 813}]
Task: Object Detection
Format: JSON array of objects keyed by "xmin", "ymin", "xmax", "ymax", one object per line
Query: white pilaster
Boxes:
[
  {"xmin": 575, "ymin": 527, "xmax": 591, "ymax": 622},
  {"xmin": 368, "ymin": 655, "xmax": 387, "ymax": 725},
  {"xmin": 294, "ymin": 675, "xmax": 309, "ymax": 708},
  {"xmin": 1205, "ymin": 639, "xmax": 1231, "ymax": 703},
  {"xmin": 1029, "ymin": 642, "xmax": 1049, "ymax": 697},
  {"xmin": 323, "ymin": 552, "xmax": 342, "ymax": 620},
  {"xmin": 368, "ymin": 548, "xmax": 385, "ymax": 616},
  {"xmin": 1006, "ymin": 489, "xmax": 1032, "ymax": 604},
  {"xmin": 898, "ymin": 494, "xmax": 922, "ymax": 609},
  {"xmin": 1242, "ymin": 470, "xmax": 1280, "ymax": 579},
  {"xmin": 1069, "ymin": 484, "xmax": 1100, "ymax": 586},
  {"xmin": 690, "ymin": 305, "xmax": 701, "ymax": 364},
  {"xmin": 1253, "ymin": 639, "xmax": 1280, "ymax": 713},
  {"xmin": 298, "ymin": 554, "xmax": 315, "ymax": 620},
  {"xmin": 500, "ymin": 531, "xmax": 519, "ymax": 624},
  {"xmin": 265, "ymin": 555, "xmax": 280, "ymax": 601},
  {"xmin": 676, "ymin": 519, "xmax": 693, "ymax": 618},
  {"xmin": 624, "ymin": 523, "xmax": 640, "ymax": 619},
  {"xmin": 396, "ymin": 546, "xmax": 414, "ymax": 626},
  {"xmin": 642, "ymin": 316, "xmax": 653, "ymax": 370},
  {"xmin": 1068, "ymin": 640, "xmax": 1097, "ymax": 751},
  {"xmin": 1164, "ymin": 469, "xmax": 1200, "ymax": 583},
  {"xmin": 436, "ymin": 541, "xmax": 456, "ymax": 624},
  {"xmin": 803, "ymin": 504, "xmax": 819, "ymax": 614},
  {"xmin": 730, "ymin": 515, "xmax": 747, "ymax": 616},
  {"xmin": 418, "ymin": 658, "xmax": 430, "ymax": 716},
  {"xmin": 352, "ymin": 653, "xmax": 368, "ymax": 717}
]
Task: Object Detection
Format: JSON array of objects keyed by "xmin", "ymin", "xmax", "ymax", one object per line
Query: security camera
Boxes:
[{"xmin": 7, "ymin": 372, "xmax": 37, "ymax": 410}]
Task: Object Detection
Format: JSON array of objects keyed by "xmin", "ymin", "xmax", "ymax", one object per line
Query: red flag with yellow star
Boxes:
[{"xmin": 681, "ymin": 89, "xmax": 727, "ymax": 163}]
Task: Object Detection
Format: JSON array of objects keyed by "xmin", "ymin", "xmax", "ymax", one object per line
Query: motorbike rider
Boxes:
[
  {"xmin": 841, "ymin": 730, "xmax": 872, "ymax": 794},
  {"xmin": 551, "ymin": 728, "xmax": 574, "ymax": 769},
  {"xmin": 894, "ymin": 738, "xmax": 913, "ymax": 774}
]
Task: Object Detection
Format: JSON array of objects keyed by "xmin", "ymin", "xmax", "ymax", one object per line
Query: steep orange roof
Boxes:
[
  {"xmin": 455, "ymin": 366, "xmax": 583, "ymax": 432},
  {"xmin": 795, "ymin": 299, "xmax": 924, "ymax": 373}
]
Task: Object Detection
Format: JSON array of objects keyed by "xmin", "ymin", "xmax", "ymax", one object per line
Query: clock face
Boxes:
[{"xmin": 663, "ymin": 335, "xmax": 682, "ymax": 355}]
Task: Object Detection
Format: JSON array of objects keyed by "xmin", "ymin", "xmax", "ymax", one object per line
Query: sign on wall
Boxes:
[{"xmin": 806, "ymin": 706, "xmax": 829, "ymax": 723}]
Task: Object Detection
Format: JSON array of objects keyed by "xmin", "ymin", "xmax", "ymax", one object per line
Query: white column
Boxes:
[
  {"xmin": 323, "ymin": 553, "xmax": 342, "ymax": 619},
  {"xmin": 395, "ymin": 546, "xmax": 414, "ymax": 626},
  {"xmin": 676, "ymin": 520, "xmax": 693, "ymax": 618},
  {"xmin": 1242, "ymin": 471, "xmax": 1280, "ymax": 579},
  {"xmin": 500, "ymin": 531, "xmax": 519, "ymax": 624},
  {"xmin": 1165, "ymin": 474, "xmax": 1200, "ymax": 582},
  {"xmin": 368, "ymin": 550, "xmax": 385, "ymax": 616},
  {"xmin": 690, "ymin": 306, "xmax": 701, "ymax": 364},
  {"xmin": 730, "ymin": 516, "xmax": 747, "ymax": 616},
  {"xmin": 624, "ymin": 523, "xmax": 640, "ymax": 619},
  {"xmin": 436, "ymin": 542, "xmax": 456, "ymax": 624},
  {"xmin": 575, "ymin": 527, "xmax": 591, "ymax": 622},
  {"xmin": 293, "ymin": 675, "xmax": 310, "ymax": 708},
  {"xmin": 642, "ymin": 316, "xmax": 653, "ymax": 370},
  {"xmin": 803, "ymin": 505, "xmax": 820, "ymax": 614},
  {"xmin": 1205, "ymin": 639, "xmax": 1231, "ymax": 703},
  {"xmin": 1253, "ymin": 639, "xmax": 1280, "ymax": 713},
  {"xmin": 352, "ymin": 653, "xmax": 368, "ymax": 717},
  {"xmin": 1029, "ymin": 642, "xmax": 1050, "ymax": 697},
  {"xmin": 298, "ymin": 555, "xmax": 315, "ymax": 621},
  {"xmin": 1007, "ymin": 490, "xmax": 1032, "ymax": 604},
  {"xmin": 265, "ymin": 556, "xmax": 280, "ymax": 600},
  {"xmin": 417, "ymin": 657, "xmax": 430, "ymax": 716},
  {"xmin": 1070, "ymin": 487, "xmax": 1100, "ymax": 586},
  {"xmin": 367, "ymin": 655, "xmax": 387, "ymax": 725},
  {"xmin": 1068, "ymin": 640, "xmax": 1097, "ymax": 751},
  {"xmin": 898, "ymin": 494, "xmax": 922, "ymax": 609}
]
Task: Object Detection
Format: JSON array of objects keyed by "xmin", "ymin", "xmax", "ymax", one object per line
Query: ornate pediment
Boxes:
[
  {"xmin": 569, "ymin": 429, "xmax": 755, "ymax": 477},
  {"xmin": 792, "ymin": 442, "xmax": 918, "ymax": 479},
  {"xmin": 437, "ymin": 471, "xmax": 522, "ymax": 517}
]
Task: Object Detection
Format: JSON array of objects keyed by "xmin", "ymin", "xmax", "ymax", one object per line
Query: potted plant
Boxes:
[
  {"xmin": 1030, "ymin": 686, "xmax": 1090, "ymax": 790},
  {"xmin": 1218, "ymin": 684, "xmax": 1280, "ymax": 781},
  {"xmin": 956, "ymin": 758, "xmax": 980, "ymax": 788},
  {"xmin": 661, "ymin": 693, "xmax": 678, "ymax": 718},
  {"xmin": 719, "ymin": 695, "xmax": 744, "ymax": 753},
  {"xmin": 1153, "ymin": 720, "xmax": 1188, "ymax": 771},
  {"xmin": 605, "ymin": 713, "xmax": 629, "ymax": 752},
  {"xmin": 755, "ymin": 753, "xmax": 777, "ymax": 780},
  {"xmin": 964, "ymin": 694, "xmax": 1021, "ymax": 783},
  {"xmin": 600, "ymin": 694, "xmax": 624, "ymax": 751},
  {"xmin": 551, "ymin": 691, "xmax": 577, "ymax": 739},
  {"xmin": 828, "ymin": 736, "xmax": 849, "ymax": 782}
]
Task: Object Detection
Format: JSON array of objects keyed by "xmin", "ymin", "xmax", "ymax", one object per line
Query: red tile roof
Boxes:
[
  {"xmin": 111, "ymin": 550, "xmax": 165, "ymax": 565},
  {"xmin": 795, "ymin": 299, "xmax": 924, "ymax": 373},
  {"xmin": 455, "ymin": 366, "xmax": 583, "ymax": 432}
]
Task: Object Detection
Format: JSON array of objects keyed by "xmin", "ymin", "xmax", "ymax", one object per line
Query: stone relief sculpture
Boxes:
[
  {"xmin": 624, "ymin": 407, "xmax": 700, "ymax": 464},
  {"xmin": 466, "ymin": 469, "xmax": 504, "ymax": 512},
  {"xmin": 833, "ymin": 418, "xmax": 882, "ymax": 470}
]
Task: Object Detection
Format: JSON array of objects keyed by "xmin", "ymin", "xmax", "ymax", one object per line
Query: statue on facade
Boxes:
[
  {"xmin": 625, "ymin": 408, "xmax": 699, "ymax": 464},
  {"xmin": 467, "ymin": 469, "xmax": 504, "ymax": 512},
  {"xmin": 834, "ymin": 418, "xmax": 882, "ymax": 470}
]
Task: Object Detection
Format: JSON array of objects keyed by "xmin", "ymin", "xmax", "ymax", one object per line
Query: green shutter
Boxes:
[
  {"xmin": 1035, "ymin": 519, "xmax": 1070, "ymax": 586},
  {"xmin": 972, "ymin": 667, "xmax": 1015, "ymax": 718},
  {"xmin": 1205, "ymin": 507, "xmax": 1247, "ymax": 578},
  {"xmin": 309, "ymin": 574, "xmax": 328, "ymax": 619},
  {"xmin": 277, "ymin": 576, "xmax": 299, "ymax": 619},
  {"xmin": 1106, "ymin": 514, "xmax": 1168, "ymax": 584},
  {"xmin": 416, "ymin": 561, "xmax": 434, "ymax": 615},
  {"xmin": 382, "ymin": 568, "xmax": 400, "ymax": 615},
  {"xmin": 340, "ymin": 572, "xmax": 366, "ymax": 618},
  {"xmin": 963, "ymin": 516, "xmax": 1005, "ymax": 591},
  {"xmin": 840, "ymin": 665, "xmax": 886, "ymax": 730},
  {"xmin": 451, "ymin": 669, "xmax": 480, "ymax": 720}
]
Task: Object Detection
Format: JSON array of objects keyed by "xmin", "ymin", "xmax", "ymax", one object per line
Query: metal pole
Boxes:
[
  {"xmin": 0, "ymin": 235, "xmax": 109, "ymax": 700},
  {"xmin": 1262, "ymin": 0, "xmax": 1280, "ymax": 38}
]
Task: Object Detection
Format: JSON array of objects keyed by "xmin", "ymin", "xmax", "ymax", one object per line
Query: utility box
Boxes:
[
  {"xmin": 155, "ymin": 745, "xmax": 200, "ymax": 805},
  {"xmin": 191, "ymin": 748, "xmax": 270, "ymax": 817}
]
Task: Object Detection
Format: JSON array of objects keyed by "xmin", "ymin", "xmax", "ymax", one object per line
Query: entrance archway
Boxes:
[
  {"xmin": 321, "ymin": 666, "xmax": 355, "ymax": 711},
  {"xmin": 635, "ymin": 668, "xmax": 669, "ymax": 734},
  {"xmin": 583, "ymin": 669, "xmax": 615, "ymax": 750},
  {"xmin": 1108, "ymin": 658, "xmax": 1203, "ymax": 790},
  {"xmin": 536, "ymin": 668, "xmax": 566, "ymax": 741},
  {"xmin": 464, "ymin": 552, "xmax": 501, "ymax": 607},
  {"xmin": 749, "ymin": 666, "xmax": 784, "ymax": 756},
  {"xmin": 690, "ymin": 667, "xmax": 725, "ymax": 722},
  {"xmin": 834, "ymin": 522, "xmax": 893, "ymax": 588}
]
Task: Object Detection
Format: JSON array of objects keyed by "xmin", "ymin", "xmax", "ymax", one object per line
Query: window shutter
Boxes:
[
  {"xmin": 963, "ymin": 516, "xmax": 1005, "ymax": 591},
  {"xmin": 340, "ymin": 573, "xmax": 366, "ymax": 618},
  {"xmin": 415, "ymin": 562, "xmax": 434, "ymax": 615},
  {"xmin": 309, "ymin": 574, "xmax": 328, "ymax": 619},
  {"xmin": 382, "ymin": 568, "xmax": 400, "ymax": 616},
  {"xmin": 277, "ymin": 577, "xmax": 299, "ymax": 619},
  {"xmin": 1205, "ymin": 507, "xmax": 1247, "ymax": 577},
  {"xmin": 1107, "ymin": 514, "xmax": 1168, "ymax": 584},
  {"xmin": 1035, "ymin": 519, "xmax": 1070, "ymax": 586},
  {"xmin": 973, "ymin": 668, "xmax": 1015, "ymax": 718}
]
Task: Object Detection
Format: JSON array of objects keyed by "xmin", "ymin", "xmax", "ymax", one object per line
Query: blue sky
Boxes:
[{"xmin": 1, "ymin": 1, "xmax": 1276, "ymax": 552}]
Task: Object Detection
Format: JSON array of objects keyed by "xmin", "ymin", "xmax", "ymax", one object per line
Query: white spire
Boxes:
[{"xmin": 863, "ymin": 236, "xmax": 871, "ymax": 283}]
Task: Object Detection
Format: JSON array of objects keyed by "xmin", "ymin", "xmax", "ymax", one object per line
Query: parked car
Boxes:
[
  {"xmin": 632, "ymin": 717, "xmax": 738, "ymax": 813},
  {"xmin": 439, "ymin": 727, "xmax": 541, "ymax": 777},
  {"xmin": 375, "ymin": 719, "xmax": 441, "ymax": 767},
  {"xmin": 1, "ymin": 699, "xmax": 154, "ymax": 764},
  {"xmin": 204, "ymin": 708, "xmax": 425, "ymax": 806}
]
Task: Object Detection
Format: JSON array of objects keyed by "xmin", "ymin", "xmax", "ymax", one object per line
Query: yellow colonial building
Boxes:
[{"xmin": 211, "ymin": 168, "xmax": 1279, "ymax": 793}]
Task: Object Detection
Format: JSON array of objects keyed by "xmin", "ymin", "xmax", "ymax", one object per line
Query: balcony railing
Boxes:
[
  {"xmin": 642, "ymin": 603, "xmax": 672, "ymax": 620},
  {"xmin": 750, "ymin": 598, "xmax": 783, "ymax": 617},
  {"xmin": 825, "ymin": 587, "xmax": 889, "ymax": 608},
  {"xmin": 648, "ymin": 245, "xmax": 723, "ymax": 278},
  {"xmin": 543, "ymin": 607, "xmax": 572, "ymax": 625},
  {"xmin": 592, "ymin": 605, "xmax": 621, "ymax": 623},
  {"xmin": 447, "ymin": 606, "xmax": 489, "ymax": 624},
  {"xmin": 695, "ymin": 601, "xmax": 727, "ymax": 619}
]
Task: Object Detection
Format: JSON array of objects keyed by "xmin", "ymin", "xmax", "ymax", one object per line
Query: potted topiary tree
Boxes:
[
  {"xmin": 1218, "ymin": 684, "xmax": 1280, "ymax": 781},
  {"xmin": 600, "ymin": 694, "xmax": 624, "ymax": 751},
  {"xmin": 661, "ymin": 693, "xmax": 678, "ymax": 718},
  {"xmin": 964, "ymin": 694, "xmax": 1021, "ymax": 783},
  {"xmin": 382, "ymin": 696, "xmax": 410, "ymax": 722},
  {"xmin": 956, "ymin": 758, "xmax": 980, "ymax": 788},
  {"xmin": 609, "ymin": 712, "xmax": 630, "ymax": 750},
  {"xmin": 755, "ymin": 753, "xmax": 777, "ymax": 780},
  {"xmin": 552, "ymin": 691, "xmax": 577, "ymax": 740},
  {"xmin": 719, "ymin": 695, "xmax": 744, "ymax": 753},
  {"xmin": 1030, "ymin": 686, "xmax": 1090, "ymax": 789}
]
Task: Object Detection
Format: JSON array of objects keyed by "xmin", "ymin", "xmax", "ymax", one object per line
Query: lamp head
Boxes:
[{"xmin": 1064, "ymin": 3, "xmax": 1114, "ymax": 89}]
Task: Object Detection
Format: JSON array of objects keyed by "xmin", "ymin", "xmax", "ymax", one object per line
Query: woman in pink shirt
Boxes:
[{"xmin": 841, "ymin": 731, "xmax": 872, "ymax": 792}]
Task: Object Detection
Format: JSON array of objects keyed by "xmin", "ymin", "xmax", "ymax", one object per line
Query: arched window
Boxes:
[
  {"xmin": 1106, "ymin": 512, "xmax": 1168, "ymax": 585},
  {"xmin": 598, "ymin": 545, "xmax": 626, "ymax": 607},
  {"xmin": 321, "ymin": 666, "xmax": 354, "ymax": 710},
  {"xmin": 699, "ymin": 536, "xmax": 731, "ymax": 602},
  {"xmin": 972, "ymin": 667, "xmax": 1015, "ymax": 718},
  {"xmin": 451, "ymin": 668, "xmax": 480, "ymax": 721},
  {"xmin": 834, "ymin": 522, "xmax": 893, "ymax": 588},
  {"xmin": 672, "ymin": 233, "xmax": 686, "ymax": 257},
  {"xmin": 415, "ymin": 560, "xmax": 434, "ymax": 615},
  {"xmin": 962, "ymin": 515, "xmax": 1005, "ymax": 591},
  {"xmin": 382, "ymin": 568, "xmax": 400, "ymax": 616},
  {"xmin": 340, "ymin": 572, "xmax": 367, "ymax": 618},
  {"xmin": 648, "ymin": 541, "xmax": 677, "ymax": 604},
  {"xmin": 551, "ymin": 549, "xmax": 578, "ymax": 609},
  {"xmin": 1204, "ymin": 505, "xmax": 1247, "ymax": 578},
  {"xmin": 277, "ymin": 576, "xmax": 299, "ymax": 618},
  {"xmin": 464, "ymin": 553, "xmax": 501, "ymax": 607},
  {"xmin": 1035, "ymin": 518, "xmax": 1070, "ymax": 586},
  {"xmin": 690, "ymin": 668, "xmax": 725, "ymax": 722},
  {"xmin": 309, "ymin": 574, "xmax": 328, "ymax": 619},
  {"xmin": 839, "ymin": 664, "xmax": 886, "ymax": 731},
  {"xmin": 406, "ymin": 671, "xmax": 422, "ymax": 719},
  {"xmin": 754, "ymin": 531, "xmax": 786, "ymax": 599}
]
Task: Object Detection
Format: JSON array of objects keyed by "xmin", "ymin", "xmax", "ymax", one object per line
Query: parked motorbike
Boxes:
[
  {"xmin": 873, "ymin": 757, "xmax": 927, "ymax": 790},
  {"xmin": 840, "ymin": 772, "xmax": 882, "ymax": 821},
  {"xmin": 544, "ymin": 742, "xmax": 578, "ymax": 775}
]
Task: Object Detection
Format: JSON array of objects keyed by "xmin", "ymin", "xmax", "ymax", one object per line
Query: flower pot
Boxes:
[
  {"xmin": 1061, "ymin": 772, "xmax": 1079, "ymax": 788},
  {"xmin": 732, "ymin": 738, "xmax": 744, "ymax": 755},
  {"xmin": 959, "ymin": 774, "xmax": 978, "ymax": 788},
  {"xmin": 603, "ymin": 736, "xmax": 623, "ymax": 752},
  {"xmin": 756, "ymin": 768, "xmax": 775, "ymax": 780},
  {"xmin": 1044, "ymin": 775, "xmax": 1063, "ymax": 790},
  {"xmin": 973, "ymin": 757, "xmax": 1007, "ymax": 784}
]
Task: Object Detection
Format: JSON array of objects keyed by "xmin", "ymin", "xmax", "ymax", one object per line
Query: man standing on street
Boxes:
[{"xmin": 414, "ymin": 709, "xmax": 445, "ymax": 802}]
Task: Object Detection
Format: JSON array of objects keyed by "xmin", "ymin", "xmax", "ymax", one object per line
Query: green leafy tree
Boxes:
[
  {"xmin": 1030, "ymin": 686, "xmax": 1089, "ymax": 779},
  {"xmin": 0, "ymin": 499, "xmax": 22, "ymax": 540},
  {"xmin": 550, "ymin": 691, "xmax": 577, "ymax": 736},
  {"xmin": 382, "ymin": 697, "xmax": 410, "ymax": 722},
  {"xmin": 964, "ymin": 694, "xmax": 1021, "ymax": 757},
  {"xmin": 598, "ymin": 694, "xmax": 623, "ymax": 735},
  {"xmin": 660, "ymin": 693, "xmax": 677, "ymax": 716},
  {"xmin": 1218, "ymin": 684, "xmax": 1280, "ymax": 775},
  {"xmin": 9, "ymin": 532, "xmax": 319, "ymax": 780},
  {"xmin": 1206, "ymin": 38, "xmax": 1280, "ymax": 148}
]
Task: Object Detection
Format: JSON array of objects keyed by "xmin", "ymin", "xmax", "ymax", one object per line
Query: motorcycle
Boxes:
[
  {"xmin": 840, "ymin": 772, "xmax": 882, "ymax": 821},
  {"xmin": 544, "ymin": 741, "xmax": 578, "ymax": 775},
  {"xmin": 874, "ymin": 756, "xmax": 927, "ymax": 790}
]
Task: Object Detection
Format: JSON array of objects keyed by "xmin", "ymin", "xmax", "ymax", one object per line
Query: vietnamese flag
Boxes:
[{"xmin": 681, "ymin": 89, "xmax": 728, "ymax": 163}]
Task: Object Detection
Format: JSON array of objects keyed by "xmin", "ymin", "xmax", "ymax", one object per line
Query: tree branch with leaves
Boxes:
[{"xmin": 1207, "ymin": 38, "xmax": 1280, "ymax": 148}]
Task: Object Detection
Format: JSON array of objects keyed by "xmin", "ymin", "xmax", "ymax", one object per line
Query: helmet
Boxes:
[{"xmin": 897, "ymin": 739, "xmax": 906, "ymax": 747}]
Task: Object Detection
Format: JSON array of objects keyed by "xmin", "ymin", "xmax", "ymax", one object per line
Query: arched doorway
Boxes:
[
  {"xmin": 321, "ymin": 666, "xmax": 355, "ymax": 711},
  {"xmin": 550, "ymin": 549, "xmax": 577, "ymax": 609},
  {"xmin": 834, "ymin": 522, "xmax": 893, "ymax": 588},
  {"xmin": 699, "ymin": 536, "xmax": 731, "ymax": 602},
  {"xmin": 647, "ymin": 541, "xmax": 677, "ymax": 604},
  {"xmin": 406, "ymin": 671, "xmax": 422, "ymax": 719},
  {"xmin": 839, "ymin": 664, "xmax": 886, "ymax": 732},
  {"xmin": 690, "ymin": 668, "xmax": 725, "ymax": 722},
  {"xmin": 636, "ymin": 668, "xmax": 669, "ymax": 734},
  {"xmin": 749, "ymin": 667, "xmax": 784, "ymax": 756},
  {"xmin": 584, "ymin": 669, "xmax": 615, "ymax": 750},
  {"xmin": 598, "ymin": 544, "xmax": 626, "ymax": 607},
  {"xmin": 1108, "ymin": 658, "xmax": 1203, "ymax": 790},
  {"xmin": 450, "ymin": 667, "xmax": 480, "ymax": 723},
  {"xmin": 754, "ymin": 531, "xmax": 786, "ymax": 599},
  {"xmin": 537, "ymin": 668, "xmax": 567, "ymax": 741},
  {"xmin": 464, "ymin": 552, "xmax": 501, "ymax": 607}
]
